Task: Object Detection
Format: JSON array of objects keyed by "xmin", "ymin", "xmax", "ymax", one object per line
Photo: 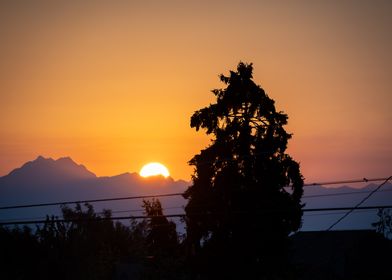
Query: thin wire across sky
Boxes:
[
  {"xmin": 0, "ymin": 176, "xmax": 391, "ymax": 228},
  {"xmin": 1, "ymin": 177, "xmax": 389, "ymax": 211}
]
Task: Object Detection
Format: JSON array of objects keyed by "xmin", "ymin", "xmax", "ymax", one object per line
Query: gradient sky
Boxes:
[{"xmin": 1, "ymin": 0, "xmax": 391, "ymax": 182}]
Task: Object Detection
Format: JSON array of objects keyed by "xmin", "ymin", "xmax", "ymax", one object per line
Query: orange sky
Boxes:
[{"xmin": 1, "ymin": 0, "xmax": 391, "ymax": 182}]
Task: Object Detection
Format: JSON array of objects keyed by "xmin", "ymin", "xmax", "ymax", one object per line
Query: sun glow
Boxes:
[{"xmin": 140, "ymin": 162, "xmax": 170, "ymax": 178}]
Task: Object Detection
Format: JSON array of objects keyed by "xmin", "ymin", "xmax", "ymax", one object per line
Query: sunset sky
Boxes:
[{"xmin": 1, "ymin": 0, "xmax": 391, "ymax": 182}]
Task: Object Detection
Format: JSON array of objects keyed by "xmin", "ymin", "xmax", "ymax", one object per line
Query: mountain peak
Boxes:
[
  {"xmin": 56, "ymin": 156, "xmax": 76, "ymax": 164},
  {"xmin": 4, "ymin": 155, "xmax": 96, "ymax": 181},
  {"xmin": 34, "ymin": 155, "xmax": 54, "ymax": 162}
]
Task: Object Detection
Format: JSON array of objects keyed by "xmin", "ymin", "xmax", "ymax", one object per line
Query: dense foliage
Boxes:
[
  {"xmin": 184, "ymin": 62, "xmax": 304, "ymax": 278},
  {"xmin": 373, "ymin": 208, "xmax": 392, "ymax": 239},
  {"xmin": 0, "ymin": 202, "xmax": 183, "ymax": 280}
]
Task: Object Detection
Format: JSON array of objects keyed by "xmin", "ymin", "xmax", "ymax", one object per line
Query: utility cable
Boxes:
[
  {"xmin": 0, "ymin": 192, "xmax": 183, "ymax": 210},
  {"xmin": 2, "ymin": 205, "xmax": 392, "ymax": 226},
  {"xmin": 302, "ymin": 188, "xmax": 392, "ymax": 199},
  {"xmin": 0, "ymin": 177, "xmax": 389, "ymax": 211},
  {"xmin": 303, "ymin": 177, "xmax": 387, "ymax": 186},
  {"xmin": 326, "ymin": 176, "xmax": 392, "ymax": 231}
]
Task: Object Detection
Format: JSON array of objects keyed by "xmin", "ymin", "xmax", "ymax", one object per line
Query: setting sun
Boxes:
[{"xmin": 139, "ymin": 162, "xmax": 170, "ymax": 178}]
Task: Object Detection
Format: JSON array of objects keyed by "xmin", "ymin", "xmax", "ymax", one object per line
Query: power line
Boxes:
[
  {"xmin": 0, "ymin": 206, "xmax": 185, "ymax": 223},
  {"xmin": 303, "ymin": 209, "xmax": 376, "ymax": 217},
  {"xmin": 302, "ymin": 188, "xmax": 392, "ymax": 199},
  {"xmin": 304, "ymin": 205, "xmax": 392, "ymax": 212},
  {"xmin": 326, "ymin": 176, "xmax": 392, "ymax": 231},
  {"xmin": 0, "ymin": 177, "xmax": 390, "ymax": 211},
  {"xmin": 102, "ymin": 206, "xmax": 183, "ymax": 214},
  {"xmin": 0, "ymin": 203, "xmax": 383, "ymax": 223},
  {"xmin": 0, "ymin": 182, "xmax": 392, "ymax": 222},
  {"xmin": 3, "ymin": 185, "xmax": 392, "ymax": 221},
  {"xmin": 0, "ymin": 192, "xmax": 183, "ymax": 210},
  {"xmin": 1, "ymin": 205, "xmax": 392, "ymax": 226},
  {"xmin": 1, "ymin": 201, "xmax": 387, "ymax": 223},
  {"xmin": 0, "ymin": 214, "xmax": 185, "ymax": 226},
  {"xmin": 303, "ymin": 177, "xmax": 388, "ymax": 187}
]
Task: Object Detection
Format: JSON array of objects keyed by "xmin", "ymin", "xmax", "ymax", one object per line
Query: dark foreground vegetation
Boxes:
[
  {"xmin": 0, "ymin": 201, "xmax": 187, "ymax": 280},
  {"xmin": 1, "ymin": 202, "xmax": 392, "ymax": 280}
]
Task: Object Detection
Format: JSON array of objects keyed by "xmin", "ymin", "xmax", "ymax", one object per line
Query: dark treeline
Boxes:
[
  {"xmin": 0, "ymin": 201, "xmax": 187, "ymax": 280},
  {"xmin": 3, "ymin": 203, "xmax": 391, "ymax": 280},
  {"xmin": 1, "ymin": 202, "xmax": 392, "ymax": 280}
]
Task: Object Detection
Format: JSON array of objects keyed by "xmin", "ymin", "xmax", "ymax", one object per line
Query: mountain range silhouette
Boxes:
[
  {"xmin": 0, "ymin": 156, "xmax": 390, "ymax": 231},
  {"xmin": 0, "ymin": 156, "xmax": 188, "ymax": 223}
]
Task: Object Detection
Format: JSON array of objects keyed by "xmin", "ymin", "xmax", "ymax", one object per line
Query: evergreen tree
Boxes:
[{"xmin": 184, "ymin": 62, "xmax": 304, "ymax": 278}]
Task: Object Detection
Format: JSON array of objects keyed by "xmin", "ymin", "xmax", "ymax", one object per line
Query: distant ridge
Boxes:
[
  {"xmin": 6, "ymin": 155, "xmax": 96, "ymax": 181},
  {"xmin": 0, "ymin": 156, "xmax": 188, "ymax": 219}
]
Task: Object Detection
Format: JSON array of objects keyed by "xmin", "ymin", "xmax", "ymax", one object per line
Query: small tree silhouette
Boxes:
[
  {"xmin": 372, "ymin": 208, "xmax": 392, "ymax": 239},
  {"xmin": 184, "ymin": 62, "xmax": 304, "ymax": 278},
  {"xmin": 141, "ymin": 199, "xmax": 183, "ymax": 279},
  {"xmin": 142, "ymin": 198, "xmax": 178, "ymax": 257},
  {"xmin": 36, "ymin": 203, "xmax": 135, "ymax": 280}
]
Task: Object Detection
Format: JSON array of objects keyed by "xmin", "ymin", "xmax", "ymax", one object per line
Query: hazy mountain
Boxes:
[
  {"xmin": 0, "ymin": 156, "xmax": 390, "ymax": 232},
  {"xmin": 0, "ymin": 156, "xmax": 188, "ymax": 223},
  {"xmin": 6, "ymin": 156, "xmax": 96, "ymax": 181}
]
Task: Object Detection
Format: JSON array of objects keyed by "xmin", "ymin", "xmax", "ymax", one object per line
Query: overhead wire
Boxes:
[
  {"xmin": 0, "ymin": 192, "xmax": 183, "ymax": 210},
  {"xmin": 2, "ymin": 186, "xmax": 391, "ymax": 223},
  {"xmin": 0, "ymin": 185, "xmax": 392, "ymax": 222},
  {"xmin": 302, "ymin": 177, "xmax": 387, "ymax": 186},
  {"xmin": 2, "ymin": 205, "xmax": 392, "ymax": 226},
  {"xmin": 2, "ymin": 202, "xmax": 387, "ymax": 223},
  {"xmin": 1, "ymin": 176, "xmax": 390, "ymax": 228},
  {"xmin": 0, "ymin": 177, "xmax": 390, "ymax": 211},
  {"xmin": 326, "ymin": 176, "xmax": 392, "ymax": 231},
  {"xmin": 303, "ymin": 209, "xmax": 376, "ymax": 217},
  {"xmin": 0, "ymin": 206, "xmax": 186, "ymax": 223},
  {"xmin": 302, "ymin": 188, "xmax": 392, "ymax": 199}
]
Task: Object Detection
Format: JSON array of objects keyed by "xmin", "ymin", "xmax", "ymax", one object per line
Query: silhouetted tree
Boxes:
[
  {"xmin": 141, "ymin": 199, "xmax": 187, "ymax": 280},
  {"xmin": 36, "ymin": 203, "xmax": 137, "ymax": 280},
  {"xmin": 142, "ymin": 198, "xmax": 178, "ymax": 257},
  {"xmin": 372, "ymin": 208, "xmax": 392, "ymax": 239},
  {"xmin": 184, "ymin": 62, "xmax": 304, "ymax": 278}
]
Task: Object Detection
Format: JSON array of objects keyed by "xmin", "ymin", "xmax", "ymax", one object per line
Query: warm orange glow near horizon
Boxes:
[
  {"xmin": 140, "ymin": 162, "xmax": 170, "ymax": 178},
  {"xmin": 0, "ymin": 1, "xmax": 391, "ymax": 182}
]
